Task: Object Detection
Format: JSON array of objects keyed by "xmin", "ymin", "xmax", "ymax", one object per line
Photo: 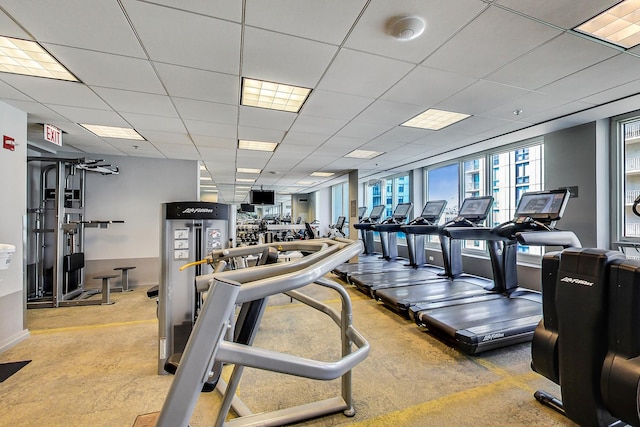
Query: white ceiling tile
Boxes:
[
  {"xmin": 139, "ymin": 130, "xmax": 192, "ymax": 145},
  {"xmin": 494, "ymin": 0, "xmax": 619, "ymax": 29},
  {"xmin": 245, "ymin": 0, "xmax": 366, "ymax": 45},
  {"xmin": 345, "ymin": 0, "xmax": 488, "ymax": 63},
  {"xmin": 152, "ymin": 141, "xmax": 197, "ymax": 153},
  {"xmin": 192, "ymin": 135, "xmax": 237, "ymax": 149},
  {"xmin": 438, "ymin": 80, "xmax": 531, "ymax": 115},
  {"xmin": 93, "ymin": 88, "xmax": 177, "ymax": 117},
  {"xmin": 382, "ymin": 66, "xmax": 477, "ymax": 107},
  {"xmin": 357, "ymin": 99, "xmax": 426, "ymax": 126},
  {"xmin": 44, "ymin": 105, "xmax": 128, "ymax": 127},
  {"xmin": 120, "ymin": 112, "xmax": 186, "ymax": 133},
  {"xmin": 486, "ymin": 33, "xmax": 620, "ymax": 90},
  {"xmin": 423, "ymin": 6, "xmax": 562, "ymax": 78},
  {"xmin": 140, "ymin": 0, "xmax": 242, "ymax": 22},
  {"xmin": 237, "ymin": 126, "xmax": 286, "ymax": 143},
  {"xmin": 580, "ymin": 78, "xmax": 640, "ymax": 106},
  {"xmin": 122, "ymin": 0, "xmax": 240, "ymax": 74},
  {"xmin": 185, "ymin": 121, "xmax": 237, "ymax": 139},
  {"xmin": 239, "ymin": 106, "xmax": 297, "ymax": 131},
  {"xmin": 2, "ymin": 0, "xmax": 145, "ymax": 57},
  {"xmin": 154, "ymin": 63, "xmax": 239, "ymax": 104},
  {"xmin": 335, "ymin": 121, "xmax": 390, "ymax": 139},
  {"xmin": 281, "ymin": 132, "xmax": 329, "ymax": 147},
  {"xmin": 289, "ymin": 115, "xmax": 348, "ymax": 135},
  {"xmin": 539, "ymin": 53, "xmax": 640, "ymax": 101},
  {"xmin": 242, "ymin": 27, "xmax": 338, "ymax": 88},
  {"xmin": 481, "ymin": 91, "xmax": 583, "ymax": 122},
  {"xmin": 0, "ymin": 100, "xmax": 67, "ymax": 123},
  {"xmin": 317, "ymin": 49, "xmax": 415, "ymax": 98},
  {"xmin": 369, "ymin": 126, "xmax": 429, "ymax": 145},
  {"xmin": 301, "ymin": 90, "xmax": 374, "ymax": 121},
  {"xmin": 0, "ymin": 74, "xmax": 111, "ymax": 109},
  {"xmin": 0, "ymin": 10, "xmax": 30, "ymax": 39},
  {"xmin": 173, "ymin": 98, "xmax": 238, "ymax": 124}
]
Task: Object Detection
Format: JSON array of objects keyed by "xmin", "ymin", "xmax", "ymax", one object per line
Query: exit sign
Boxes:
[{"xmin": 44, "ymin": 124, "xmax": 62, "ymax": 146}]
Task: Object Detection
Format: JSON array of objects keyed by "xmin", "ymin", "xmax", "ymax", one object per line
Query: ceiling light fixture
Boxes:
[
  {"xmin": 237, "ymin": 167, "xmax": 262, "ymax": 174},
  {"xmin": 200, "ymin": 176, "xmax": 212, "ymax": 181},
  {"xmin": 0, "ymin": 36, "xmax": 78, "ymax": 81},
  {"xmin": 310, "ymin": 172, "xmax": 335, "ymax": 177},
  {"xmin": 80, "ymin": 124, "xmax": 145, "ymax": 140},
  {"xmin": 297, "ymin": 181, "xmax": 314, "ymax": 185},
  {"xmin": 241, "ymin": 78, "xmax": 311, "ymax": 113},
  {"xmin": 386, "ymin": 16, "xmax": 426, "ymax": 41},
  {"xmin": 401, "ymin": 108, "xmax": 470, "ymax": 130},
  {"xmin": 238, "ymin": 139, "xmax": 278, "ymax": 152},
  {"xmin": 236, "ymin": 178, "xmax": 255, "ymax": 183},
  {"xmin": 575, "ymin": 0, "xmax": 640, "ymax": 49},
  {"xmin": 344, "ymin": 149, "xmax": 384, "ymax": 159}
]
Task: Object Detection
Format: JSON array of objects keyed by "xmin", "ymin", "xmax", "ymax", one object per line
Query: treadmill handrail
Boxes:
[{"xmin": 516, "ymin": 230, "xmax": 581, "ymax": 248}]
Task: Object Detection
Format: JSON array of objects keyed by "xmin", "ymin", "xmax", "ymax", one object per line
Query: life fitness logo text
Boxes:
[
  {"xmin": 182, "ymin": 208, "xmax": 213, "ymax": 214},
  {"xmin": 560, "ymin": 276, "xmax": 594, "ymax": 287}
]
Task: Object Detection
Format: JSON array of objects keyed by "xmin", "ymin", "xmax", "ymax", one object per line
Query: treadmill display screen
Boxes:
[
  {"xmin": 421, "ymin": 200, "xmax": 446, "ymax": 220},
  {"xmin": 369, "ymin": 205, "xmax": 385, "ymax": 220},
  {"xmin": 458, "ymin": 196, "xmax": 493, "ymax": 220},
  {"xmin": 392, "ymin": 203, "xmax": 413, "ymax": 219},
  {"xmin": 357, "ymin": 206, "xmax": 367, "ymax": 219},
  {"xmin": 514, "ymin": 189, "xmax": 570, "ymax": 221}
]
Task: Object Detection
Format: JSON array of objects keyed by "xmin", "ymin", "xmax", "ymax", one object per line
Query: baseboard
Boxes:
[{"xmin": 0, "ymin": 329, "xmax": 30, "ymax": 354}]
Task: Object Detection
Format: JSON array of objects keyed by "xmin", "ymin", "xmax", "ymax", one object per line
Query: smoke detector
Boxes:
[{"xmin": 387, "ymin": 16, "xmax": 426, "ymax": 41}]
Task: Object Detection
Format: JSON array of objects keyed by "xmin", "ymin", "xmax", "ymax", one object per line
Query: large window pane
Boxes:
[
  {"xmin": 463, "ymin": 158, "xmax": 486, "ymax": 250},
  {"xmin": 623, "ymin": 119, "xmax": 640, "ymax": 238},
  {"xmin": 427, "ymin": 164, "xmax": 459, "ymax": 243}
]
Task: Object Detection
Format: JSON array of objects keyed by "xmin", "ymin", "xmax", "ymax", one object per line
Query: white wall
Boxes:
[
  {"xmin": 0, "ymin": 101, "xmax": 28, "ymax": 351},
  {"xmin": 83, "ymin": 155, "xmax": 198, "ymax": 260}
]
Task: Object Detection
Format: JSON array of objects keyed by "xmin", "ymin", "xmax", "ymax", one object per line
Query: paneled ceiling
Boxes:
[{"xmin": 1, "ymin": 0, "xmax": 639, "ymax": 203}]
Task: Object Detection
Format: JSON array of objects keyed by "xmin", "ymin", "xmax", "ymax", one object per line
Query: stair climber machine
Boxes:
[
  {"xmin": 411, "ymin": 189, "xmax": 581, "ymax": 354},
  {"xmin": 372, "ymin": 196, "xmax": 493, "ymax": 313},
  {"xmin": 529, "ymin": 196, "xmax": 640, "ymax": 426},
  {"xmin": 332, "ymin": 205, "xmax": 386, "ymax": 280},
  {"xmin": 349, "ymin": 200, "xmax": 449, "ymax": 297}
]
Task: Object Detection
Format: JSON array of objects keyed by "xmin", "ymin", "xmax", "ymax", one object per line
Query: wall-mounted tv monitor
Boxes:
[
  {"xmin": 250, "ymin": 190, "xmax": 275, "ymax": 205},
  {"xmin": 421, "ymin": 200, "xmax": 447, "ymax": 221},
  {"xmin": 514, "ymin": 189, "xmax": 570, "ymax": 221},
  {"xmin": 458, "ymin": 196, "xmax": 493, "ymax": 221},
  {"xmin": 240, "ymin": 203, "xmax": 255, "ymax": 213},
  {"xmin": 392, "ymin": 202, "xmax": 413, "ymax": 219}
]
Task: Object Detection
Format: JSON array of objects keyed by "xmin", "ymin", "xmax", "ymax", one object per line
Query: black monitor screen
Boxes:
[
  {"xmin": 250, "ymin": 190, "xmax": 275, "ymax": 205},
  {"xmin": 421, "ymin": 200, "xmax": 446, "ymax": 220},
  {"xmin": 459, "ymin": 196, "xmax": 493, "ymax": 219},
  {"xmin": 336, "ymin": 216, "xmax": 346, "ymax": 228},
  {"xmin": 240, "ymin": 203, "xmax": 255, "ymax": 213},
  {"xmin": 358, "ymin": 206, "xmax": 367, "ymax": 219},
  {"xmin": 392, "ymin": 203, "xmax": 413, "ymax": 219},
  {"xmin": 515, "ymin": 189, "xmax": 570, "ymax": 221},
  {"xmin": 369, "ymin": 205, "xmax": 385, "ymax": 220}
]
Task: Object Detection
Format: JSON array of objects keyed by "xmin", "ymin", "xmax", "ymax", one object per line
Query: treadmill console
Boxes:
[
  {"xmin": 408, "ymin": 200, "xmax": 447, "ymax": 225},
  {"xmin": 447, "ymin": 196, "xmax": 494, "ymax": 227},
  {"xmin": 360, "ymin": 205, "xmax": 385, "ymax": 224},
  {"xmin": 357, "ymin": 206, "xmax": 367, "ymax": 222},
  {"xmin": 493, "ymin": 189, "xmax": 571, "ymax": 237},
  {"xmin": 381, "ymin": 202, "xmax": 413, "ymax": 224}
]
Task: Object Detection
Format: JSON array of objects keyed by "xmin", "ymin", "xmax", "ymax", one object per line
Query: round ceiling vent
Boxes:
[{"xmin": 387, "ymin": 16, "xmax": 426, "ymax": 41}]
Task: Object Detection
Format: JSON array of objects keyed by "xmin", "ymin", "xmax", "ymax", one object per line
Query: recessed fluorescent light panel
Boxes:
[
  {"xmin": 238, "ymin": 140, "xmax": 278, "ymax": 152},
  {"xmin": 80, "ymin": 124, "xmax": 145, "ymax": 140},
  {"xmin": 200, "ymin": 176, "xmax": 212, "ymax": 181},
  {"xmin": 237, "ymin": 167, "xmax": 261, "ymax": 174},
  {"xmin": 575, "ymin": 0, "xmax": 640, "ymax": 48},
  {"xmin": 241, "ymin": 78, "xmax": 311, "ymax": 113},
  {"xmin": 236, "ymin": 178, "xmax": 255, "ymax": 183},
  {"xmin": 310, "ymin": 172, "xmax": 334, "ymax": 177},
  {"xmin": 401, "ymin": 108, "xmax": 470, "ymax": 130},
  {"xmin": 297, "ymin": 181, "xmax": 314, "ymax": 185},
  {"xmin": 0, "ymin": 36, "xmax": 78, "ymax": 81},
  {"xmin": 344, "ymin": 149, "xmax": 384, "ymax": 159}
]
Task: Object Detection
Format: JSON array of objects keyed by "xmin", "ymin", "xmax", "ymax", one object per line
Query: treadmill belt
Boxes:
[
  {"xmin": 336, "ymin": 259, "xmax": 407, "ymax": 279},
  {"xmin": 414, "ymin": 295, "xmax": 542, "ymax": 354},
  {"xmin": 375, "ymin": 277, "xmax": 494, "ymax": 314},
  {"xmin": 349, "ymin": 267, "xmax": 443, "ymax": 297}
]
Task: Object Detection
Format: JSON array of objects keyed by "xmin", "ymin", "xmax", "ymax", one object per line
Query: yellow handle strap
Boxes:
[{"xmin": 179, "ymin": 259, "xmax": 210, "ymax": 271}]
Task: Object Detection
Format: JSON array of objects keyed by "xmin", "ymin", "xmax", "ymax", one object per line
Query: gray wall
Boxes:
[
  {"xmin": 0, "ymin": 101, "xmax": 29, "ymax": 352},
  {"xmin": 81, "ymin": 155, "xmax": 198, "ymax": 286}
]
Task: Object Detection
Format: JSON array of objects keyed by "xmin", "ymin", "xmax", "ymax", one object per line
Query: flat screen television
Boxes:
[
  {"xmin": 240, "ymin": 203, "xmax": 255, "ymax": 213},
  {"xmin": 514, "ymin": 189, "xmax": 570, "ymax": 221},
  {"xmin": 458, "ymin": 196, "xmax": 494, "ymax": 221},
  {"xmin": 250, "ymin": 190, "xmax": 275, "ymax": 205},
  {"xmin": 421, "ymin": 200, "xmax": 447, "ymax": 221}
]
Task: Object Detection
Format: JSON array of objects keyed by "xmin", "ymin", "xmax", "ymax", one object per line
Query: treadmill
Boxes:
[
  {"xmin": 373, "ymin": 196, "xmax": 494, "ymax": 312},
  {"xmin": 357, "ymin": 206, "xmax": 367, "ymax": 222},
  {"xmin": 411, "ymin": 189, "xmax": 580, "ymax": 354},
  {"xmin": 348, "ymin": 200, "xmax": 448, "ymax": 297},
  {"xmin": 373, "ymin": 202, "xmax": 413, "ymax": 261},
  {"xmin": 332, "ymin": 205, "xmax": 391, "ymax": 280},
  {"xmin": 406, "ymin": 200, "xmax": 447, "ymax": 268}
]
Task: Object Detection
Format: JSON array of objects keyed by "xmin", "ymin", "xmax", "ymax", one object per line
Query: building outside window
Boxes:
[
  {"xmin": 331, "ymin": 182, "xmax": 349, "ymax": 226},
  {"xmin": 620, "ymin": 118, "xmax": 640, "ymax": 240}
]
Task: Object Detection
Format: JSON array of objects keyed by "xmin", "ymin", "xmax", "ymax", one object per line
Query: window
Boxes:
[
  {"xmin": 331, "ymin": 183, "xmax": 349, "ymax": 225},
  {"xmin": 619, "ymin": 118, "xmax": 640, "ymax": 239},
  {"xmin": 426, "ymin": 163, "xmax": 459, "ymax": 243},
  {"xmin": 463, "ymin": 157, "xmax": 486, "ymax": 250},
  {"xmin": 365, "ymin": 174, "xmax": 411, "ymax": 238}
]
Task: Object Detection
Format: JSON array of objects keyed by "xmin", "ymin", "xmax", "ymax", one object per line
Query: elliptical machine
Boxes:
[{"xmin": 530, "ymin": 196, "xmax": 640, "ymax": 426}]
